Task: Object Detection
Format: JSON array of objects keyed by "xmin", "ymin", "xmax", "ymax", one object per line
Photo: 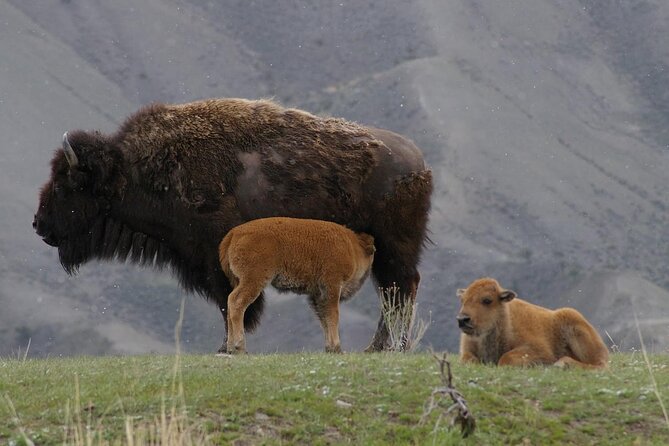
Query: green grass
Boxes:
[{"xmin": 1, "ymin": 353, "xmax": 668, "ymax": 445}]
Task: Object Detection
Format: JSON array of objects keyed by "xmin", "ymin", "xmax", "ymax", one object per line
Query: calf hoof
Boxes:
[
  {"xmin": 553, "ymin": 358, "xmax": 570, "ymax": 369},
  {"xmin": 226, "ymin": 343, "xmax": 247, "ymax": 355},
  {"xmin": 228, "ymin": 348, "xmax": 247, "ymax": 355}
]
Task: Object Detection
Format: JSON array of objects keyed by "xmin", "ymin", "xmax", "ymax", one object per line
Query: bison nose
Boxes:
[
  {"xmin": 457, "ymin": 314, "xmax": 471, "ymax": 328},
  {"xmin": 33, "ymin": 213, "xmax": 48, "ymax": 235}
]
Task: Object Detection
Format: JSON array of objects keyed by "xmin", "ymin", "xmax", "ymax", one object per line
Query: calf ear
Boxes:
[
  {"xmin": 499, "ymin": 290, "xmax": 517, "ymax": 302},
  {"xmin": 456, "ymin": 288, "xmax": 466, "ymax": 299}
]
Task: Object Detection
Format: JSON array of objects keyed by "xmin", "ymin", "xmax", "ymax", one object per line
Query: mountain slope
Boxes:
[{"xmin": 2, "ymin": 0, "xmax": 668, "ymax": 355}]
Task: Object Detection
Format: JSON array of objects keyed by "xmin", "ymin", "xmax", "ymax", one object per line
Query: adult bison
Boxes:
[{"xmin": 33, "ymin": 98, "xmax": 432, "ymax": 352}]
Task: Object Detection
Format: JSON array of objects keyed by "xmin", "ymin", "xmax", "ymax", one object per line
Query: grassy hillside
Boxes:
[{"xmin": 1, "ymin": 353, "xmax": 668, "ymax": 445}]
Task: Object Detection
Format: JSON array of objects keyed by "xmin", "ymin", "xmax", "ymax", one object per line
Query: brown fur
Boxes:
[
  {"xmin": 456, "ymin": 278, "xmax": 609, "ymax": 369},
  {"xmin": 219, "ymin": 217, "xmax": 375, "ymax": 354},
  {"xmin": 34, "ymin": 98, "xmax": 431, "ymax": 353}
]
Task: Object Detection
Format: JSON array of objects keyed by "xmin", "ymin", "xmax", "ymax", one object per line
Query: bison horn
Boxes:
[{"xmin": 62, "ymin": 132, "xmax": 79, "ymax": 168}]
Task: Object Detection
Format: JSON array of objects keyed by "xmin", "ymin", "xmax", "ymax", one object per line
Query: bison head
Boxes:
[
  {"xmin": 33, "ymin": 131, "xmax": 124, "ymax": 273},
  {"xmin": 456, "ymin": 278, "xmax": 517, "ymax": 336}
]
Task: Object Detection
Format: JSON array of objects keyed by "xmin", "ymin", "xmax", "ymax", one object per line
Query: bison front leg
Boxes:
[
  {"xmin": 226, "ymin": 279, "xmax": 266, "ymax": 354},
  {"xmin": 367, "ymin": 171, "xmax": 431, "ymax": 352},
  {"xmin": 367, "ymin": 265, "xmax": 420, "ymax": 352}
]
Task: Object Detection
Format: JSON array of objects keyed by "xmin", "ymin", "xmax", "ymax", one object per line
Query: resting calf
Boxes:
[
  {"xmin": 456, "ymin": 278, "xmax": 608, "ymax": 369},
  {"xmin": 219, "ymin": 217, "xmax": 375, "ymax": 354}
]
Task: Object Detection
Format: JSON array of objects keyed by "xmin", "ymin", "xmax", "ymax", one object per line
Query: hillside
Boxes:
[
  {"xmin": 1, "ymin": 353, "xmax": 668, "ymax": 444},
  {"xmin": 1, "ymin": 0, "xmax": 669, "ymax": 355}
]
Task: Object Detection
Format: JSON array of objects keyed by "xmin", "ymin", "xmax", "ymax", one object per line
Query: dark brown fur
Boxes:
[{"xmin": 33, "ymin": 98, "xmax": 432, "ymax": 352}]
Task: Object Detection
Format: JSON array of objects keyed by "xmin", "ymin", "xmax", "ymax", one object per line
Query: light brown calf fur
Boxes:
[
  {"xmin": 219, "ymin": 217, "xmax": 375, "ymax": 354},
  {"xmin": 456, "ymin": 278, "xmax": 609, "ymax": 369}
]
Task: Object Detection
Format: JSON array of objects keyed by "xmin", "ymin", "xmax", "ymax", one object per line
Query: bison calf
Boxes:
[
  {"xmin": 219, "ymin": 217, "xmax": 375, "ymax": 354},
  {"xmin": 456, "ymin": 278, "xmax": 609, "ymax": 369}
]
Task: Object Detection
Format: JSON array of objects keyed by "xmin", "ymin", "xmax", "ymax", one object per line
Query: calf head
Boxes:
[{"xmin": 456, "ymin": 278, "xmax": 517, "ymax": 336}]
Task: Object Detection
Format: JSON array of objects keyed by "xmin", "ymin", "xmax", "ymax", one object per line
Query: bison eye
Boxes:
[{"xmin": 482, "ymin": 298, "xmax": 493, "ymax": 305}]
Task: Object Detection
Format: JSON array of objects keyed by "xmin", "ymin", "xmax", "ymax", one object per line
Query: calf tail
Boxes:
[{"xmin": 218, "ymin": 232, "xmax": 234, "ymax": 283}]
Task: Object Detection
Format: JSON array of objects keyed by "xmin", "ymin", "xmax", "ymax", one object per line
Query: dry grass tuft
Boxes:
[
  {"xmin": 378, "ymin": 284, "xmax": 430, "ymax": 351},
  {"xmin": 61, "ymin": 299, "xmax": 213, "ymax": 446},
  {"xmin": 634, "ymin": 311, "xmax": 669, "ymax": 430}
]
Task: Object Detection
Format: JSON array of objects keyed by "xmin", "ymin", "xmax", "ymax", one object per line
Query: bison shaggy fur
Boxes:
[
  {"xmin": 219, "ymin": 217, "xmax": 375, "ymax": 354},
  {"xmin": 456, "ymin": 278, "xmax": 609, "ymax": 369},
  {"xmin": 33, "ymin": 98, "xmax": 432, "ymax": 352}
]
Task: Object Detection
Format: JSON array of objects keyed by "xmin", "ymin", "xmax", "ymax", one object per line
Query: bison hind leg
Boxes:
[{"xmin": 243, "ymin": 291, "xmax": 265, "ymax": 332}]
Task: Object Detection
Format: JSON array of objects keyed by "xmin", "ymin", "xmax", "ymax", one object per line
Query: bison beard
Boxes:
[{"xmin": 34, "ymin": 98, "xmax": 432, "ymax": 352}]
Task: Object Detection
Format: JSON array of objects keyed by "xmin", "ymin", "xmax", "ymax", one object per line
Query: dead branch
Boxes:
[{"xmin": 420, "ymin": 352, "xmax": 476, "ymax": 438}]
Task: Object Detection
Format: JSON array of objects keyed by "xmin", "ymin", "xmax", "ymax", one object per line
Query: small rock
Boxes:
[
  {"xmin": 255, "ymin": 412, "xmax": 270, "ymax": 421},
  {"xmin": 336, "ymin": 400, "xmax": 353, "ymax": 409}
]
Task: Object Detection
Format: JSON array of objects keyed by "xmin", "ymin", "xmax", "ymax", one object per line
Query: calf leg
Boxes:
[
  {"xmin": 226, "ymin": 277, "xmax": 267, "ymax": 354},
  {"xmin": 554, "ymin": 356, "xmax": 607, "ymax": 370},
  {"xmin": 218, "ymin": 306, "xmax": 228, "ymax": 354},
  {"xmin": 460, "ymin": 351, "xmax": 480, "ymax": 364},
  {"xmin": 498, "ymin": 346, "xmax": 553, "ymax": 367},
  {"xmin": 556, "ymin": 310, "xmax": 609, "ymax": 369},
  {"xmin": 310, "ymin": 284, "xmax": 343, "ymax": 353}
]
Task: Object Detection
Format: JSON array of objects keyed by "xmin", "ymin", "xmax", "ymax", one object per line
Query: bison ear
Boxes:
[
  {"xmin": 499, "ymin": 290, "xmax": 517, "ymax": 302},
  {"xmin": 456, "ymin": 288, "xmax": 466, "ymax": 299}
]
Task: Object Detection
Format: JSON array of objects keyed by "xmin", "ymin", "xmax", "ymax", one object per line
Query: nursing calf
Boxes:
[
  {"xmin": 219, "ymin": 217, "xmax": 375, "ymax": 354},
  {"xmin": 456, "ymin": 278, "xmax": 608, "ymax": 369}
]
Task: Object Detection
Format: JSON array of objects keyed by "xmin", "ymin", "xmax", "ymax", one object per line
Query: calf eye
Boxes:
[{"xmin": 482, "ymin": 298, "xmax": 492, "ymax": 305}]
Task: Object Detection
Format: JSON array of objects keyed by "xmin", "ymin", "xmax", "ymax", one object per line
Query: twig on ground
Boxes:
[{"xmin": 420, "ymin": 353, "xmax": 476, "ymax": 438}]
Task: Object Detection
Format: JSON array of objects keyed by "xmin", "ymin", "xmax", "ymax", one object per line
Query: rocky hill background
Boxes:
[{"xmin": 2, "ymin": 0, "xmax": 668, "ymax": 356}]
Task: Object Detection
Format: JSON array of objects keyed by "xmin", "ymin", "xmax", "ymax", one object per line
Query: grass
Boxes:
[{"xmin": 1, "ymin": 352, "xmax": 668, "ymax": 445}]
